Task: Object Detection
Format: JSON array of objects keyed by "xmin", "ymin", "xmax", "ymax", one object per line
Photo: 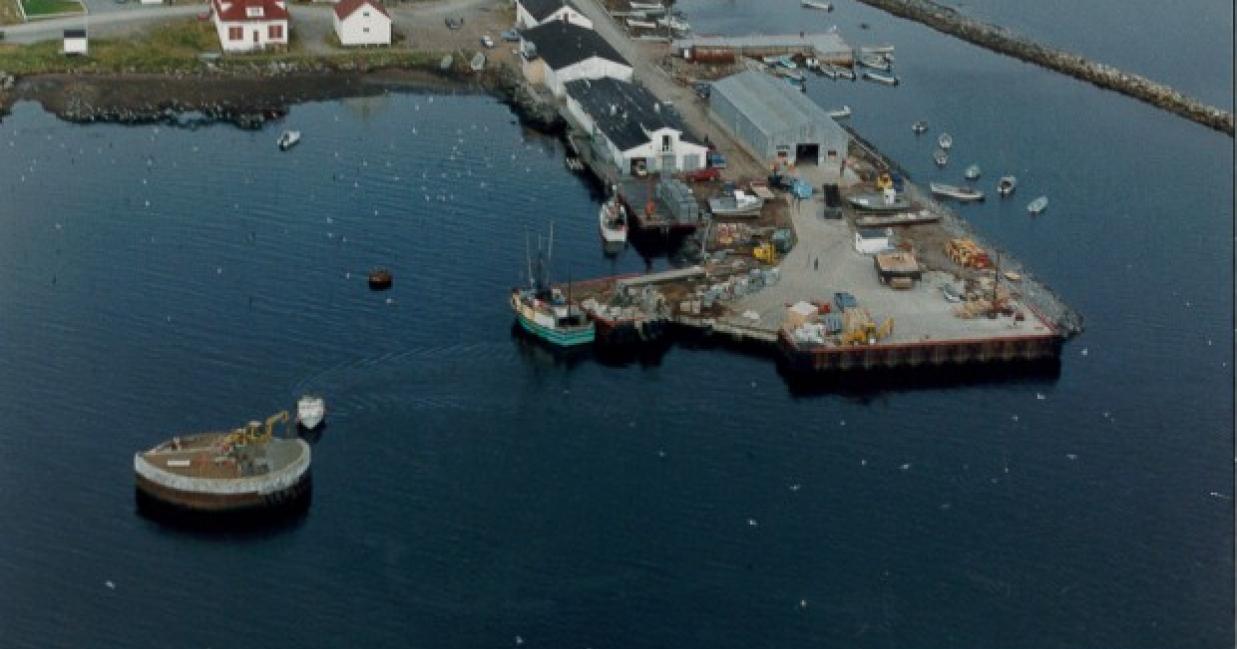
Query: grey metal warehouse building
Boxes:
[{"xmin": 709, "ymin": 70, "xmax": 850, "ymax": 171}]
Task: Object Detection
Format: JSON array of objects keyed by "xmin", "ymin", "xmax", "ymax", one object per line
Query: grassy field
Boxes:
[
  {"xmin": 0, "ymin": 19, "xmax": 442, "ymax": 75},
  {"xmin": 21, "ymin": 0, "xmax": 85, "ymax": 17}
]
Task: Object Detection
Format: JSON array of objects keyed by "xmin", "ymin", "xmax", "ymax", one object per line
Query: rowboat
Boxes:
[
  {"xmin": 997, "ymin": 175, "xmax": 1017, "ymax": 196},
  {"xmin": 933, "ymin": 148, "xmax": 949, "ymax": 167},
  {"xmin": 937, "ymin": 132, "xmax": 953, "ymax": 149},
  {"xmin": 833, "ymin": 65, "xmax": 856, "ymax": 80},
  {"xmin": 964, "ymin": 164, "xmax": 981, "ymax": 180},
  {"xmin": 801, "ymin": 0, "xmax": 833, "ymax": 10},
  {"xmin": 469, "ymin": 52, "xmax": 486, "ymax": 72},
  {"xmin": 862, "ymin": 70, "xmax": 899, "ymax": 86},
  {"xmin": 930, "ymin": 182, "xmax": 984, "ymax": 202},
  {"xmin": 1027, "ymin": 196, "xmax": 1049, "ymax": 214}
]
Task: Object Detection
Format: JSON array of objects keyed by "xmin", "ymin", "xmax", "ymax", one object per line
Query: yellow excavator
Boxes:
[
  {"xmin": 841, "ymin": 316, "xmax": 895, "ymax": 345},
  {"xmin": 228, "ymin": 411, "xmax": 289, "ymax": 447},
  {"xmin": 753, "ymin": 242, "xmax": 778, "ymax": 264},
  {"xmin": 875, "ymin": 172, "xmax": 893, "ymax": 191}
]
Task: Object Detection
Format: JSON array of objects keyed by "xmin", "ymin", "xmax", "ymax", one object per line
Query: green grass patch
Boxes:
[{"xmin": 22, "ymin": 0, "xmax": 85, "ymax": 17}]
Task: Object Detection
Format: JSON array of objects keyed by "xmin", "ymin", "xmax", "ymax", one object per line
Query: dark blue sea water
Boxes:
[{"xmin": 0, "ymin": 3, "xmax": 1232, "ymax": 647}]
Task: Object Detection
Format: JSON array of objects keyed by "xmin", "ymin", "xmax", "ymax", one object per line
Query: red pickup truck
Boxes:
[{"xmin": 684, "ymin": 167, "xmax": 721, "ymax": 183}]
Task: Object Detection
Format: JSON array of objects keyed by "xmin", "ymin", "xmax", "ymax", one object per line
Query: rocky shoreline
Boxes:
[{"xmin": 0, "ymin": 61, "xmax": 564, "ymax": 133}]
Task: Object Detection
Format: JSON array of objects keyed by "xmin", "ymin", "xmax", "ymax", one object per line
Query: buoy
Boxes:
[{"xmin": 368, "ymin": 268, "xmax": 393, "ymax": 290}]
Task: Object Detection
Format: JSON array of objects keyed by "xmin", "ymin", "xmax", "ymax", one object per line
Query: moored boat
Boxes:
[
  {"xmin": 835, "ymin": 65, "xmax": 856, "ymax": 80},
  {"xmin": 818, "ymin": 64, "xmax": 838, "ymax": 79},
  {"xmin": 997, "ymin": 175, "xmax": 1017, "ymax": 196},
  {"xmin": 296, "ymin": 395, "xmax": 326, "ymax": 431},
  {"xmin": 854, "ymin": 209, "xmax": 941, "ymax": 227},
  {"xmin": 828, "ymin": 105, "xmax": 852, "ymax": 119},
  {"xmin": 861, "ymin": 70, "xmax": 899, "ymax": 86},
  {"xmin": 847, "ymin": 187, "xmax": 911, "ymax": 212},
  {"xmin": 801, "ymin": 0, "xmax": 833, "ymax": 10},
  {"xmin": 512, "ymin": 226, "xmax": 595, "ymax": 348},
  {"xmin": 934, "ymin": 148, "xmax": 949, "ymax": 167},
  {"xmin": 857, "ymin": 53, "xmax": 891, "ymax": 71},
  {"xmin": 937, "ymin": 132, "xmax": 953, "ymax": 149},
  {"xmin": 599, "ymin": 195, "xmax": 628, "ymax": 244},
  {"xmin": 911, "ymin": 119, "xmax": 928, "ymax": 134},
  {"xmin": 964, "ymin": 164, "xmax": 981, "ymax": 180},
  {"xmin": 930, "ymin": 182, "xmax": 985, "ymax": 202},
  {"xmin": 277, "ymin": 130, "xmax": 300, "ymax": 150},
  {"xmin": 708, "ymin": 190, "xmax": 764, "ymax": 216},
  {"xmin": 368, "ymin": 268, "xmax": 393, "ymax": 290},
  {"xmin": 1027, "ymin": 195, "xmax": 1049, "ymax": 214}
]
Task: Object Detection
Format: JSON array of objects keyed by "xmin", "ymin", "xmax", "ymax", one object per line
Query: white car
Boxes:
[{"xmin": 480, "ymin": 35, "xmax": 495, "ymax": 49}]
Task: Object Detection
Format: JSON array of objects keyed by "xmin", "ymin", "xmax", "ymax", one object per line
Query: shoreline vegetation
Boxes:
[{"xmin": 0, "ymin": 20, "xmax": 562, "ymax": 130}]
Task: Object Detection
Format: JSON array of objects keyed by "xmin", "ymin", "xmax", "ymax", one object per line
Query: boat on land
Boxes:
[
  {"xmin": 801, "ymin": 0, "xmax": 833, "ymax": 10},
  {"xmin": 439, "ymin": 54, "xmax": 453, "ymax": 71},
  {"xmin": 511, "ymin": 226, "xmax": 595, "ymax": 348},
  {"xmin": 469, "ymin": 52, "xmax": 486, "ymax": 72},
  {"xmin": 296, "ymin": 395, "xmax": 326, "ymax": 431},
  {"xmin": 133, "ymin": 410, "xmax": 311, "ymax": 515},
  {"xmin": 1027, "ymin": 195, "xmax": 1049, "ymax": 214},
  {"xmin": 599, "ymin": 195, "xmax": 628, "ymax": 244},
  {"xmin": 911, "ymin": 120, "xmax": 928, "ymax": 134},
  {"xmin": 828, "ymin": 105, "xmax": 851, "ymax": 119},
  {"xmin": 997, "ymin": 175, "xmax": 1017, "ymax": 196},
  {"xmin": 277, "ymin": 130, "xmax": 300, "ymax": 150},
  {"xmin": 930, "ymin": 182, "xmax": 985, "ymax": 202},
  {"xmin": 857, "ymin": 53, "xmax": 891, "ymax": 71},
  {"xmin": 964, "ymin": 164, "xmax": 981, "ymax": 180},
  {"xmin": 937, "ymin": 132, "xmax": 953, "ymax": 149},
  {"xmin": 861, "ymin": 70, "xmax": 899, "ymax": 86},
  {"xmin": 708, "ymin": 190, "xmax": 764, "ymax": 216},
  {"xmin": 629, "ymin": 1, "xmax": 665, "ymax": 10},
  {"xmin": 934, "ymin": 148, "xmax": 949, "ymax": 167},
  {"xmin": 626, "ymin": 18, "xmax": 656, "ymax": 28},
  {"xmin": 847, "ymin": 187, "xmax": 911, "ymax": 212},
  {"xmin": 854, "ymin": 210, "xmax": 940, "ymax": 227}
]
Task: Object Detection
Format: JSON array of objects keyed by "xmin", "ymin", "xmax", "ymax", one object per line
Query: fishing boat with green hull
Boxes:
[{"xmin": 510, "ymin": 225, "xmax": 595, "ymax": 348}]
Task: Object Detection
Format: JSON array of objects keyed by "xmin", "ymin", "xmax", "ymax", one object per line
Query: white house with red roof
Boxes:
[
  {"xmin": 211, "ymin": 0, "xmax": 289, "ymax": 53},
  {"xmin": 333, "ymin": 0, "xmax": 390, "ymax": 47}
]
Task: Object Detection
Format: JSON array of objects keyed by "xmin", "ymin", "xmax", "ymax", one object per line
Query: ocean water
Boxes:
[{"xmin": 0, "ymin": 3, "xmax": 1232, "ymax": 647}]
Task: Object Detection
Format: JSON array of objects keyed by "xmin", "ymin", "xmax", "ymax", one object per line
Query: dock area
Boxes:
[{"xmin": 671, "ymin": 33, "xmax": 854, "ymax": 64}]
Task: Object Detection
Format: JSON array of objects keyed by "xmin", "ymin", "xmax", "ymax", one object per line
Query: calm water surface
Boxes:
[{"xmin": 0, "ymin": 3, "xmax": 1232, "ymax": 647}]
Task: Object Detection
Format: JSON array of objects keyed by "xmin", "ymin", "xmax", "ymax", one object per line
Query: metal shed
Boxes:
[{"xmin": 708, "ymin": 70, "xmax": 849, "ymax": 169}]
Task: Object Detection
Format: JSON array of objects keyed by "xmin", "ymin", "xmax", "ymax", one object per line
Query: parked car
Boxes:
[
  {"xmin": 706, "ymin": 151, "xmax": 727, "ymax": 169},
  {"xmin": 480, "ymin": 35, "xmax": 495, "ymax": 49},
  {"xmin": 684, "ymin": 167, "xmax": 720, "ymax": 183},
  {"xmin": 501, "ymin": 29, "xmax": 520, "ymax": 42}
]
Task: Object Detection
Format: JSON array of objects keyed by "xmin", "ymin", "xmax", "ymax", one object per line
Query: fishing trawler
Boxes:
[
  {"xmin": 511, "ymin": 227, "xmax": 595, "ymax": 348},
  {"xmin": 599, "ymin": 195, "xmax": 628, "ymax": 244}
]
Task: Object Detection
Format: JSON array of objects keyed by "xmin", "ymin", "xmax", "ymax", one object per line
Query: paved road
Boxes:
[{"xmin": 2, "ymin": 5, "xmax": 201, "ymax": 43}]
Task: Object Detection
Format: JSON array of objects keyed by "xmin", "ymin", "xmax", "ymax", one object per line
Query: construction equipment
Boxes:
[
  {"xmin": 945, "ymin": 238, "xmax": 991, "ymax": 269},
  {"xmin": 228, "ymin": 411, "xmax": 289, "ymax": 447},
  {"xmin": 840, "ymin": 308, "xmax": 894, "ymax": 345},
  {"xmin": 875, "ymin": 172, "xmax": 893, "ymax": 191},
  {"xmin": 753, "ymin": 242, "xmax": 778, "ymax": 264}
]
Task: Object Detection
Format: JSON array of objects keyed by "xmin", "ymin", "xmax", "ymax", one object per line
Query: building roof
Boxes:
[
  {"xmin": 857, "ymin": 227, "xmax": 891, "ymax": 239},
  {"xmin": 213, "ymin": 0, "xmax": 288, "ymax": 22},
  {"xmin": 518, "ymin": 0, "xmax": 581, "ymax": 22},
  {"xmin": 565, "ymin": 78, "xmax": 702, "ymax": 151},
  {"xmin": 711, "ymin": 70, "xmax": 848, "ymax": 142},
  {"xmin": 520, "ymin": 21, "xmax": 628, "ymax": 71},
  {"xmin": 334, "ymin": 0, "xmax": 388, "ymax": 20},
  {"xmin": 63, "ymin": 29, "xmax": 86, "ymax": 38}
]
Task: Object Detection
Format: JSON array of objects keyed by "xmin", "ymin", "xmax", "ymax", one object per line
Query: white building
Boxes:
[
  {"xmin": 854, "ymin": 227, "xmax": 893, "ymax": 255},
  {"xmin": 62, "ymin": 29, "xmax": 87, "ymax": 55},
  {"xmin": 333, "ymin": 0, "xmax": 391, "ymax": 47},
  {"xmin": 514, "ymin": 0, "xmax": 592, "ymax": 30},
  {"xmin": 211, "ymin": 0, "xmax": 289, "ymax": 53},
  {"xmin": 564, "ymin": 77, "xmax": 708, "ymax": 176},
  {"xmin": 519, "ymin": 21, "xmax": 632, "ymax": 98}
]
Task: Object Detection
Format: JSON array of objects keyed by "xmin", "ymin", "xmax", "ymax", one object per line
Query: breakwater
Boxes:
[{"xmin": 854, "ymin": 0, "xmax": 1235, "ymax": 136}]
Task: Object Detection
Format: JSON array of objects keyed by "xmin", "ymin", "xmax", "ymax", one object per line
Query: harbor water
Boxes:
[{"xmin": 0, "ymin": 2, "xmax": 1232, "ymax": 646}]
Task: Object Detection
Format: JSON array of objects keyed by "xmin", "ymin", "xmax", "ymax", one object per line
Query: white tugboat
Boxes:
[
  {"xmin": 277, "ymin": 130, "xmax": 301, "ymax": 151},
  {"xmin": 296, "ymin": 395, "xmax": 326, "ymax": 431}
]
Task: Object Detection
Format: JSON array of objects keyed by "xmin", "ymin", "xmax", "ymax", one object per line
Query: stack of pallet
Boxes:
[{"xmin": 945, "ymin": 238, "xmax": 991, "ymax": 269}]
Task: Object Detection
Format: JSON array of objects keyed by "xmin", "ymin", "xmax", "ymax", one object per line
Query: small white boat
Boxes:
[
  {"xmin": 708, "ymin": 190, "xmax": 764, "ymax": 216},
  {"xmin": 931, "ymin": 182, "xmax": 984, "ymax": 202},
  {"xmin": 277, "ymin": 130, "xmax": 300, "ymax": 150},
  {"xmin": 599, "ymin": 196, "xmax": 628, "ymax": 244},
  {"xmin": 937, "ymin": 132, "xmax": 953, "ymax": 149},
  {"xmin": 933, "ymin": 148, "xmax": 949, "ymax": 167},
  {"xmin": 818, "ymin": 64, "xmax": 838, "ymax": 79},
  {"xmin": 857, "ymin": 53, "xmax": 891, "ymax": 71},
  {"xmin": 997, "ymin": 175, "xmax": 1017, "ymax": 196},
  {"xmin": 469, "ymin": 52, "xmax": 486, "ymax": 72},
  {"xmin": 626, "ymin": 18, "xmax": 656, "ymax": 29},
  {"xmin": 656, "ymin": 16, "xmax": 690, "ymax": 32},
  {"xmin": 911, "ymin": 120, "xmax": 928, "ymax": 134},
  {"xmin": 862, "ymin": 70, "xmax": 899, "ymax": 86},
  {"xmin": 297, "ymin": 395, "xmax": 326, "ymax": 430},
  {"xmin": 964, "ymin": 164, "xmax": 981, "ymax": 180},
  {"xmin": 801, "ymin": 0, "xmax": 833, "ymax": 10},
  {"xmin": 859, "ymin": 44, "xmax": 896, "ymax": 54},
  {"xmin": 1027, "ymin": 195, "xmax": 1049, "ymax": 214},
  {"xmin": 629, "ymin": 1, "xmax": 665, "ymax": 10},
  {"xmin": 439, "ymin": 54, "xmax": 453, "ymax": 71},
  {"xmin": 828, "ymin": 105, "xmax": 852, "ymax": 119}
]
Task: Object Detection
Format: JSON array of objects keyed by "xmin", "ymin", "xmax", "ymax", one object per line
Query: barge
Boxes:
[{"xmin": 134, "ymin": 411, "xmax": 311, "ymax": 515}]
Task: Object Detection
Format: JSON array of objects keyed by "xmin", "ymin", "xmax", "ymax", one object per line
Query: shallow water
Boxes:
[{"xmin": 0, "ymin": 5, "xmax": 1232, "ymax": 647}]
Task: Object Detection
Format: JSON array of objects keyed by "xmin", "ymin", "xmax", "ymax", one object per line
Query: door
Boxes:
[
  {"xmin": 661, "ymin": 153, "xmax": 676, "ymax": 173},
  {"xmin": 253, "ymin": 30, "xmax": 259, "ymax": 44}
]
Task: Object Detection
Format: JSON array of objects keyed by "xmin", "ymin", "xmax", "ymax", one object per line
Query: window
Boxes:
[
  {"xmin": 363, "ymin": 27, "xmax": 370, "ymax": 33},
  {"xmin": 228, "ymin": 26, "xmax": 243, "ymax": 41},
  {"xmin": 268, "ymin": 24, "xmax": 283, "ymax": 39},
  {"xmin": 362, "ymin": 10, "xmax": 369, "ymax": 16},
  {"xmin": 246, "ymin": 6, "xmax": 263, "ymax": 17},
  {"xmin": 661, "ymin": 134, "xmax": 671, "ymax": 152}
]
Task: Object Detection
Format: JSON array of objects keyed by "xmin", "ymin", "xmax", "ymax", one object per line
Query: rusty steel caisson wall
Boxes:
[{"xmin": 777, "ymin": 331, "xmax": 1065, "ymax": 373}]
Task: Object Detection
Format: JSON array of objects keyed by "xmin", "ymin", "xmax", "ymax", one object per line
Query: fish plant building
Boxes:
[
  {"xmin": 709, "ymin": 70, "xmax": 849, "ymax": 172},
  {"xmin": 514, "ymin": 0, "xmax": 593, "ymax": 30},
  {"xmin": 519, "ymin": 21, "xmax": 633, "ymax": 98}
]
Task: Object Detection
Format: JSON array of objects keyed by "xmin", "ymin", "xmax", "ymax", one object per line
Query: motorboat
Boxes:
[
  {"xmin": 847, "ymin": 187, "xmax": 911, "ymax": 212},
  {"xmin": 277, "ymin": 130, "xmax": 300, "ymax": 150},
  {"xmin": 857, "ymin": 53, "xmax": 891, "ymax": 71},
  {"xmin": 862, "ymin": 70, "xmax": 899, "ymax": 86},
  {"xmin": 1027, "ymin": 195, "xmax": 1049, "ymax": 214},
  {"xmin": 599, "ymin": 196, "xmax": 628, "ymax": 244},
  {"xmin": 854, "ymin": 210, "xmax": 940, "ymax": 227},
  {"xmin": 828, "ymin": 105, "xmax": 851, "ymax": 119},
  {"xmin": 930, "ymin": 182, "xmax": 985, "ymax": 202},
  {"xmin": 708, "ymin": 190, "xmax": 764, "ymax": 216},
  {"xmin": 801, "ymin": 0, "xmax": 833, "ymax": 10},
  {"xmin": 937, "ymin": 132, "xmax": 953, "ymax": 149},
  {"xmin": 818, "ymin": 65, "xmax": 838, "ymax": 79},
  {"xmin": 997, "ymin": 175, "xmax": 1017, "ymax": 196},
  {"xmin": 964, "ymin": 164, "xmax": 981, "ymax": 180},
  {"xmin": 933, "ymin": 148, "xmax": 949, "ymax": 167},
  {"xmin": 911, "ymin": 120, "xmax": 928, "ymax": 134},
  {"xmin": 296, "ymin": 395, "xmax": 326, "ymax": 431},
  {"xmin": 834, "ymin": 65, "xmax": 856, "ymax": 80}
]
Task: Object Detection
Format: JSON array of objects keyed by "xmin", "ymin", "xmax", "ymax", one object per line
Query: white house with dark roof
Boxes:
[
  {"xmin": 514, "ymin": 0, "xmax": 592, "ymax": 30},
  {"xmin": 519, "ymin": 21, "xmax": 632, "ymax": 98},
  {"xmin": 564, "ymin": 77, "xmax": 708, "ymax": 176},
  {"xmin": 333, "ymin": 0, "xmax": 391, "ymax": 46},
  {"xmin": 211, "ymin": 0, "xmax": 289, "ymax": 52}
]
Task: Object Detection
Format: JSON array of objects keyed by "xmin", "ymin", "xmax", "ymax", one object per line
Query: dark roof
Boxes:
[
  {"xmin": 518, "ymin": 0, "xmax": 580, "ymax": 22},
  {"xmin": 519, "ymin": 21, "xmax": 628, "ymax": 70},
  {"xmin": 334, "ymin": 0, "xmax": 388, "ymax": 20},
  {"xmin": 857, "ymin": 227, "xmax": 890, "ymax": 239},
  {"xmin": 564, "ymin": 77, "xmax": 702, "ymax": 151},
  {"xmin": 63, "ymin": 29, "xmax": 86, "ymax": 38}
]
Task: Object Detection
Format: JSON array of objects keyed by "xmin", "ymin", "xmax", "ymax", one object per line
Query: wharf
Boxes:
[{"xmin": 671, "ymin": 33, "xmax": 853, "ymax": 64}]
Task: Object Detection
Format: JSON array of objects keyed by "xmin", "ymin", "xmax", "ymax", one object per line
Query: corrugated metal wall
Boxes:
[{"xmin": 709, "ymin": 90, "xmax": 772, "ymax": 159}]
